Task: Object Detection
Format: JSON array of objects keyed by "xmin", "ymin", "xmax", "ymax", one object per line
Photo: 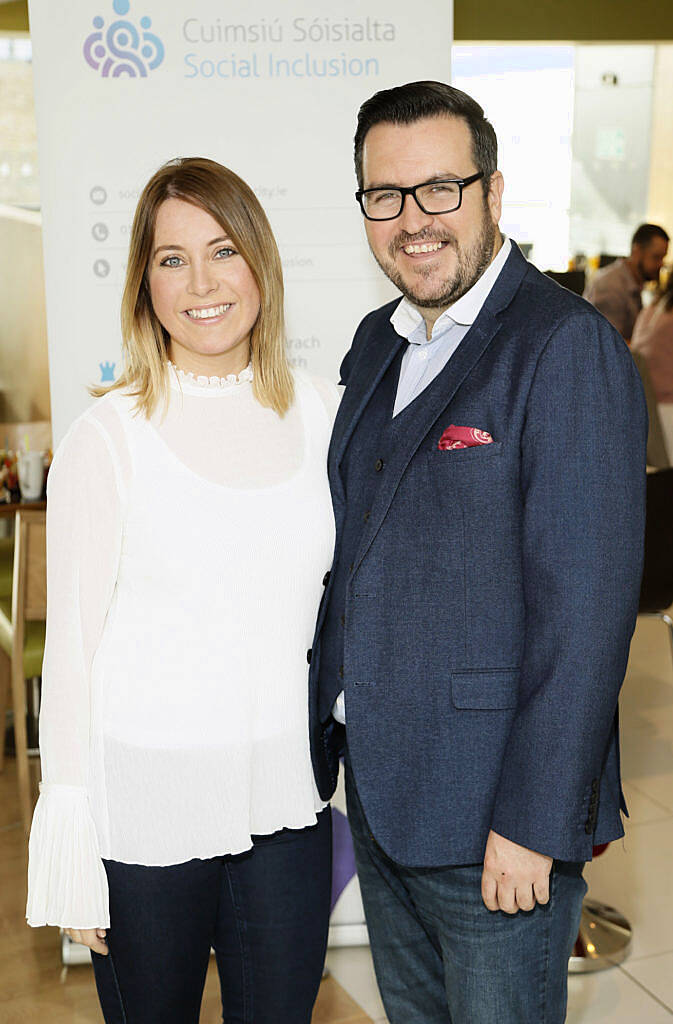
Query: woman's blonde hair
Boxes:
[{"xmin": 92, "ymin": 157, "xmax": 293, "ymax": 417}]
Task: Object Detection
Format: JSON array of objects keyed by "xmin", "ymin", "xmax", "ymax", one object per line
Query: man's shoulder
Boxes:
[{"xmin": 512, "ymin": 258, "xmax": 606, "ymax": 329}]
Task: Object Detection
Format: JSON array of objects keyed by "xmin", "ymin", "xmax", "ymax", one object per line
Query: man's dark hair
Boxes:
[
  {"xmin": 631, "ymin": 223, "xmax": 670, "ymax": 248},
  {"xmin": 354, "ymin": 80, "xmax": 498, "ymax": 197}
]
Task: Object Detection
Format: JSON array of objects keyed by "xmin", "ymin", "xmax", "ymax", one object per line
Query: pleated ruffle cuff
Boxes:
[{"xmin": 26, "ymin": 783, "xmax": 110, "ymax": 929}]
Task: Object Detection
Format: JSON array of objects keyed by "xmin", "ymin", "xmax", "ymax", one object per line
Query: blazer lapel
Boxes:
[{"xmin": 328, "ymin": 319, "xmax": 405, "ymax": 506}]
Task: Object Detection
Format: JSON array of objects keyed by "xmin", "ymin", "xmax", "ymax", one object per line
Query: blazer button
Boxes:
[
  {"xmin": 322, "ymin": 571, "xmax": 331, "ymax": 587},
  {"xmin": 375, "ymin": 458, "xmax": 384, "ymax": 472},
  {"xmin": 349, "ymin": 563, "xmax": 354, "ymax": 572},
  {"xmin": 306, "ymin": 648, "xmax": 312, "ymax": 664},
  {"xmin": 339, "ymin": 665, "xmax": 344, "ymax": 679},
  {"xmin": 363, "ymin": 511, "xmax": 371, "ymax": 522},
  {"xmin": 340, "ymin": 614, "xmax": 345, "ymax": 627}
]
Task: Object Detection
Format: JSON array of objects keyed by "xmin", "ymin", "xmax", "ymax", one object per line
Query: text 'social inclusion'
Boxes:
[{"xmin": 184, "ymin": 51, "xmax": 381, "ymax": 79}]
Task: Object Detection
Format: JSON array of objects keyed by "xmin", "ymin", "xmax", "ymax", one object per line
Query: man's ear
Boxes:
[{"xmin": 487, "ymin": 170, "xmax": 504, "ymax": 226}]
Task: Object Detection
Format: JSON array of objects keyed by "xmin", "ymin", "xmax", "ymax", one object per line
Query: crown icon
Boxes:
[
  {"xmin": 84, "ymin": 0, "xmax": 164, "ymax": 78},
  {"xmin": 100, "ymin": 361, "xmax": 116, "ymax": 382}
]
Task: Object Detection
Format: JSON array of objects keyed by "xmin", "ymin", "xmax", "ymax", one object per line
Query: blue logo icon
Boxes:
[
  {"xmin": 100, "ymin": 361, "xmax": 116, "ymax": 382},
  {"xmin": 84, "ymin": 0, "xmax": 164, "ymax": 78}
]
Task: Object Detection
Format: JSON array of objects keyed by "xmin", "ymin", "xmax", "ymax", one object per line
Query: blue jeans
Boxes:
[
  {"xmin": 91, "ymin": 809, "xmax": 331, "ymax": 1024},
  {"xmin": 345, "ymin": 761, "xmax": 586, "ymax": 1024}
]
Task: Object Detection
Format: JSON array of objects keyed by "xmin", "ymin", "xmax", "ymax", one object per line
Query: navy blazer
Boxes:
[{"xmin": 308, "ymin": 243, "xmax": 647, "ymax": 866}]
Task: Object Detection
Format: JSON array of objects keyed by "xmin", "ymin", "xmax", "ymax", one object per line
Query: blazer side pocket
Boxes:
[{"xmin": 451, "ymin": 668, "xmax": 520, "ymax": 709}]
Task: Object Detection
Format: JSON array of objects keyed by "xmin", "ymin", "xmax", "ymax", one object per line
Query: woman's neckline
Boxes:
[{"xmin": 168, "ymin": 360, "xmax": 254, "ymax": 396}]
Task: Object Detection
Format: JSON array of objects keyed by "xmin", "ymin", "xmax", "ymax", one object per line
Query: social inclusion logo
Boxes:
[{"xmin": 84, "ymin": 0, "xmax": 164, "ymax": 78}]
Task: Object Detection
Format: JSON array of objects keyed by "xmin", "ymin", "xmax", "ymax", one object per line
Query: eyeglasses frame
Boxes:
[{"xmin": 355, "ymin": 171, "xmax": 485, "ymax": 221}]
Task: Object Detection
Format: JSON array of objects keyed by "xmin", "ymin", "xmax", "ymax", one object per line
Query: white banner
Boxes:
[
  {"xmin": 28, "ymin": 0, "xmax": 452, "ymax": 943},
  {"xmin": 29, "ymin": 0, "xmax": 451, "ymax": 443}
]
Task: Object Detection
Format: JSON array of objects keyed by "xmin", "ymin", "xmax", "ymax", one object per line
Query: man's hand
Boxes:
[
  {"xmin": 64, "ymin": 927, "xmax": 108, "ymax": 955},
  {"xmin": 481, "ymin": 830, "xmax": 552, "ymax": 914}
]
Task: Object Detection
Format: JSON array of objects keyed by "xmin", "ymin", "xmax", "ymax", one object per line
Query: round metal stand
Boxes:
[{"xmin": 568, "ymin": 898, "xmax": 632, "ymax": 973}]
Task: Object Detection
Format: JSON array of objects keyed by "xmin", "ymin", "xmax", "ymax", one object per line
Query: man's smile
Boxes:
[{"xmin": 401, "ymin": 240, "xmax": 448, "ymax": 256}]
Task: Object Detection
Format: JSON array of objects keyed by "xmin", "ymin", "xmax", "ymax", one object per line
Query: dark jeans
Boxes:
[
  {"xmin": 91, "ymin": 809, "xmax": 332, "ymax": 1024},
  {"xmin": 345, "ymin": 760, "xmax": 586, "ymax": 1024}
]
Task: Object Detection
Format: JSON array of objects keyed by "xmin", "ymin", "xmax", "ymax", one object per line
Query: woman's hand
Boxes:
[{"xmin": 64, "ymin": 927, "xmax": 109, "ymax": 955}]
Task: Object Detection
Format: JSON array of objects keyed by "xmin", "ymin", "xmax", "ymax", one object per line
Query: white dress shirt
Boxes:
[
  {"xmin": 392, "ymin": 236, "xmax": 512, "ymax": 415},
  {"xmin": 332, "ymin": 237, "xmax": 512, "ymax": 724}
]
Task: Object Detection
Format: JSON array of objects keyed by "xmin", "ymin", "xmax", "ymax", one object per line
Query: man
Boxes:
[
  {"xmin": 583, "ymin": 223, "xmax": 669, "ymax": 341},
  {"xmin": 308, "ymin": 81, "xmax": 647, "ymax": 1024}
]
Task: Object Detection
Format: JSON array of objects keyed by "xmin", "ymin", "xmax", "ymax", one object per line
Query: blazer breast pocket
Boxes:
[{"xmin": 429, "ymin": 441, "xmax": 504, "ymax": 463}]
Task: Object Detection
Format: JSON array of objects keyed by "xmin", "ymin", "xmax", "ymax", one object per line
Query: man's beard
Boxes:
[
  {"xmin": 371, "ymin": 204, "xmax": 497, "ymax": 309},
  {"xmin": 635, "ymin": 256, "xmax": 660, "ymax": 283}
]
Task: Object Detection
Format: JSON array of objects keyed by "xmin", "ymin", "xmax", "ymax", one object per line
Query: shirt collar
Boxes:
[{"xmin": 391, "ymin": 235, "xmax": 512, "ymax": 343}]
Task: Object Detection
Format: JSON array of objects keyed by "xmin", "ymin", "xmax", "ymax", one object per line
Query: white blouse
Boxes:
[{"xmin": 27, "ymin": 366, "xmax": 340, "ymax": 929}]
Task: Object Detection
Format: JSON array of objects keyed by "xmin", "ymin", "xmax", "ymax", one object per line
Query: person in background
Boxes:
[
  {"xmin": 583, "ymin": 223, "xmax": 669, "ymax": 341},
  {"xmin": 308, "ymin": 80, "xmax": 647, "ymax": 1024},
  {"xmin": 632, "ymin": 270, "xmax": 673, "ymax": 460},
  {"xmin": 26, "ymin": 157, "xmax": 339, "ymax": 1024}
]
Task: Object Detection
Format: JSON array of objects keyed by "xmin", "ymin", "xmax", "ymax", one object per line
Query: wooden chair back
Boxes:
[
  {"xmin": 10, "ymin": 508, "xmax": 46, "ymax": 832},
  {"xmin": 12, "ymin": 508, "xmax": 46, "ymax": 626}
]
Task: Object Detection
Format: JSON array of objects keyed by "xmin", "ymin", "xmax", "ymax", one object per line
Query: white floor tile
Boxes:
[
  {"xmin": 623, "ymin": 773, "xmax": 673, "ymax": 815},
  {"xmin": 583, "ymin": 814, "xmax": 673, "ymax": 962},
  {"xmin": 620, "ymin": 780, "xmax": 671, "ymax": 824},
  {"xmin": 325, "ymin": 945, "xmax": 386, "ymax": 1021},
  {"xmin": 567, "ymin": 966, "xmax": 673, "ymax": 1022},
  {"xmin": 620, "ymin": 654, "xmax": 673, "ymax": 786},
  {"xmin": 622, "ymin": 950, "xmax": 673, "ymax": 1011},
  {"xmin": 627, "ymin": 616, "xmax": 673, "ymax": 683}
]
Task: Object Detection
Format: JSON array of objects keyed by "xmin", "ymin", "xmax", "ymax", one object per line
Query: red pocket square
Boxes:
[{"xmin": 438, "ymin": 425, "xmax": 494, "ymax": 450}]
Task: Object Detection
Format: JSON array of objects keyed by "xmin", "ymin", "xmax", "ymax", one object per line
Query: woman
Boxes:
[
  {"xmin": 632, "ymin": 274, "xmax": 673, "ymax": 460},
  {"xmin": 26, "ymin": 157, "xmax": 340, "ymax": 1023}
]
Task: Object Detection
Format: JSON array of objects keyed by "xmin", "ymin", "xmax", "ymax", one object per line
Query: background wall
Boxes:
[
  {"xmin": 7, "ymin": 1, "xmax": 673, "ymax": 41},
  {"xmin": 454, "ymin": 1, "xmax": 673, "ymax": 42},
  {"xmin": 0, "ymin": 2, "xmax": 28, "ymax": 34},
  {"xmin": 0, "ymin": 204, "xmax": 50, "ymax": 422},
  {"xmin": 569, "ymin": 46, "xmax": 655, "ymax": 259},
  {"xmin": 647, "ymin": 45, "xmax": 673, "ymax": 241}
]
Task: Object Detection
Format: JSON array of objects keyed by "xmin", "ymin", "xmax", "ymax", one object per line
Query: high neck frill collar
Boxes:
[{"xmin": 168, "ymin": 361, "xmax": 254, "ymax": 397}]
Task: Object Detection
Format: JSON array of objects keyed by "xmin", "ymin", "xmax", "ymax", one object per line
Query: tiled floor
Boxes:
[
  {"xmin": 1, "ymin": 613, "xmax": 671, "ymax": 1022},
  {"xmin": 326, "ymin": 614, "xmax": 673, "ymax": 1022}
]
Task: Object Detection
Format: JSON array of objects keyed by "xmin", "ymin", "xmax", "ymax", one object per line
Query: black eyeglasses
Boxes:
[{"xmin": 355, "ymin": 172, "xmax": 485, "ymax": 221}]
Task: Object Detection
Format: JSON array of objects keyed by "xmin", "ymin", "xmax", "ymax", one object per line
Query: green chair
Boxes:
[
  {"xmin": 0, "ymin": 535, "xmax": 13, "ymax": 599},
  {"xmin": 0, "ymin": 534, "xmax": 14, "ymax": 770}
]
